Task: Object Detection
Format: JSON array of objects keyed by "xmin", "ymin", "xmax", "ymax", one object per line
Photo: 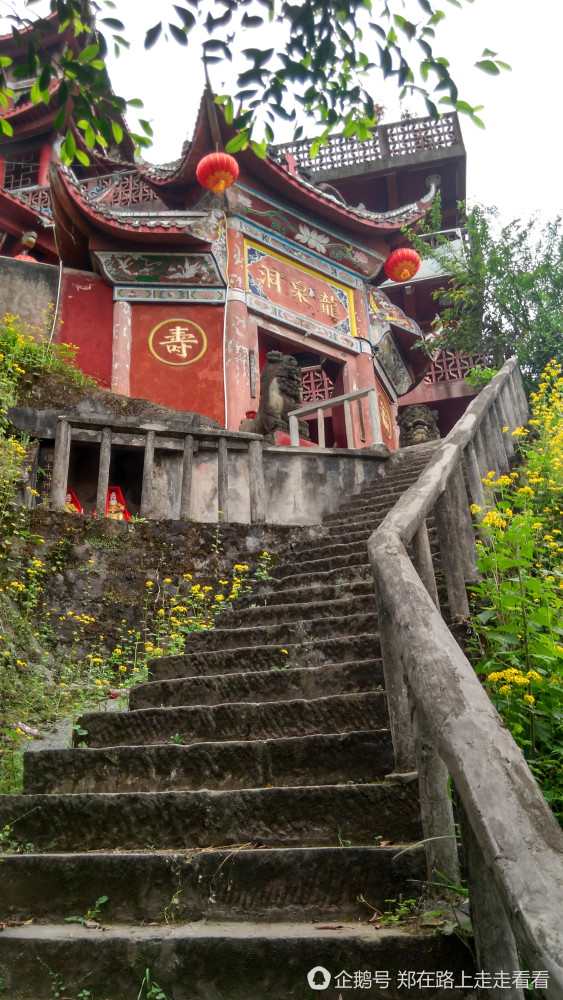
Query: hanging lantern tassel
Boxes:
[
  {"xmin": 196, "ymin": 152, "xmax": 239, "ymax": 194},
  {"xmin": 384, "ymin": 247, "xmax": 421, "ymax": 282}
]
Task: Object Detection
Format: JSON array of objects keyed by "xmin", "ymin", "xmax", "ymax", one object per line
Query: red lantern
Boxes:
[
  {"xmin": 384, "ymin": 247, "xmax": 421, "ymax": 282},
  {"xmin": 196, "ymin": 152, "xmax": 239, "ymax": 194}
]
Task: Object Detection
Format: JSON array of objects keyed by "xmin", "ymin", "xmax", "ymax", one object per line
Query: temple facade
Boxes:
[{"xmin": 1, "ymin": 16, "xmax": 478, "ymax": 454}]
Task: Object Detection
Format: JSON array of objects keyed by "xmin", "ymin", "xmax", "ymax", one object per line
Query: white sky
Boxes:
[{"xmin": 3, "ymin": 0, "xmax": 562, "ymax": 224}]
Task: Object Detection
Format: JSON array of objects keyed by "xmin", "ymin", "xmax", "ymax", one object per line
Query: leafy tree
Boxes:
[
  {"xmin": 0, "ymin": 0, "xmax": 510, "ymax": 163},
  {"xmin": 415, "ymin": 206, "xmax": 563, "ymax": 390}
]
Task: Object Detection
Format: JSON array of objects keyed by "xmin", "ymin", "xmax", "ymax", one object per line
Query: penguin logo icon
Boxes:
[{"xmin": 307, "ymin": 966, "xmax": 331, "ymax": 990}]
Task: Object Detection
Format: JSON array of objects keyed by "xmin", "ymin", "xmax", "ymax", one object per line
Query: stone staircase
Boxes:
[{"xmin": 0, "ymin": 443, "xmax": 475, "ymax": 999}]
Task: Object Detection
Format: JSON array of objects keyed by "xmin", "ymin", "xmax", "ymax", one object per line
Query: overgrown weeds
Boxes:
[{"xmin": 468, "ymin": 360, "xmax": 563, "ymax": 824}]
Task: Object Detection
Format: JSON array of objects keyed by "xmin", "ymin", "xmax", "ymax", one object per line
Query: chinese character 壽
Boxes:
[{"xmin": 159, "ymin": 325, "xmax": 198, "ymax": 359}]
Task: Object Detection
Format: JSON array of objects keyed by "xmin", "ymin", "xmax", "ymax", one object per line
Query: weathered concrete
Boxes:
[
  {"xmin": 149, "ymin": 634, "xmax": 381, "ymax": 680},
  {"xmin": 24, "ymin": 729, "xmax": 393, "ymax": 794},
  {"xmin": 0, "ymin": 783, "xmax": 422, "ymax": 851},
  {"xmin": 130, "ymin": 659, "xmax": 384, "ymax": 710},
  {"xmin": 0, "ymin": 921, "xmax": 472, "ymax": 1000},
  {"xmin": 76, "ymin": 691, "xmax": 388, "ymax": 748},
  {"xmin": 0, "ymin": 845, "xmax": 424, "ymax": 923}
]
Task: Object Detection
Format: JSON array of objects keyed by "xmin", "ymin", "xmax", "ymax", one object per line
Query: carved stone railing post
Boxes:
[
  {"xmin": 372, "ymin": 582, "xmax": 416, "ymax": 772},
  {"xmin": 473, "ymin": 426, "xmax": 489, "ymax": 479},
  {"xmin": 411, "ymin": 521, "xmax": 439, "ymax": 608},
  {"xmin": 217, "ymin": 436, "xmax": 228, "ymax": 523},
  {"xmin": 495, "ymin": 397, "xmax": 515, "ymax": 461},
  {"xmin": 179, "ymin": 434, "xmax": 194, "ymax": 521},
  {"xmin": 96, "ymin": 426, "xmax": 112, "ymax": 517},
  {"xmin": 489, "ymin": 404, "xmax": 510, "ymax": 474},
  {"xmin": 248, "ymin": 439, "xmax": 265, "ymax": 524},
  {"xmin": 412, "ymin": 708, "xmax": 460, "ymax": 889},
  {"xmin": 434, "ymin": 477, "xmax": 470, "ymax": 618},
  {"xmin": 289, "ymin": 414, "xmax": 299, "ymax": 447},
  {"xmin": 451, "ymin": 464, "xmax": 478, "ymax": 582},
  {"xmin": 367, "ymin": 389, "xmax": 383, "ymax": 446},
  {"xmin": 463, "ymin": 441, "xmax": 486, "ymax": 509},
  {"xmin": 343, "ymin": 399, "xmax": 353, "ymax": 447},
  {"xmin": 510, "ymin": 368, "xmax": 529, "ymax": 425},
  {"xmin": 139, "ymin": 430, "xmax": 155, "ymax": 519},
  {"xmin": 460, "ymin": 807, "xmax": 525, "ymax": 1000},
  {"xmin": 51, "ymin": 417, "xmax": 72, "ymax": 511},
  {"xmin": 481, "ymin": 409, "xmax": 503, "ymax": 476},
  {"xmin": 501, "ymin": 381, "xmax": 519, "ymax": 435},
  {"xmin": 316, "ymin": 408, "xmax": 326, "ymax": 447}
]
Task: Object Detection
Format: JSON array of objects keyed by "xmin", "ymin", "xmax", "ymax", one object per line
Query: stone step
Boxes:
[
  {"xmin": 0, "ymin": 782, "xmax": 422, "ymax": 851},
  {"xmin": 76, "ymin": 691, "xmax": 388, "ymax": 748},
  {"xmin": 274, "ymin": 537, "xmax": 371, "ymax": 564},
  {"xmin": 169, "ymin": 611, "xmax": 379, "ymax": 652},
  {"xmin": 130, "ymin": 659, "xmax": 383, "ymax": 709},
  {"xmin": 0, "ymin": 845, "xmax": 424, "ymax": 924},
  {"xmin": 149, "ymin": 633, "xmax": 381, "ymax": 680},
  {"xmin": 272, "ymin": 551, "xmax": 371, "ymax": 579},
  {"xmin": 260, "ymin": 564, "xmax": 372, "ymax": 595},
  {"xmin": 217, "ymin": 592, "xmax": 374, "ymax": 629},
  {"xmin": 24, "ymin": 729, "xmax": 393, "ymax": 794},
  {"xmin": 0, "ymin": 921, "xmax": 473, "ymax": 1000},
  {"xmin": 233, "ymin": 577, "xmax": 374, "ymax": 609}
]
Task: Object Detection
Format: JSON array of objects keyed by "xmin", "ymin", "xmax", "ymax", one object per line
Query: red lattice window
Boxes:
[
  {"xmin": 301, "ymin": 367, "xmax": 335, "ymax": 403},
  {"xmin": 3, "ymin": 151, "xmax": 40, "ymax": 191}
]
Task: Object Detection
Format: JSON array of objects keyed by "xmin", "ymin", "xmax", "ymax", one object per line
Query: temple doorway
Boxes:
[{"xmin": 256, "ymin": 330, "xmax": 345, "ymax": 446}]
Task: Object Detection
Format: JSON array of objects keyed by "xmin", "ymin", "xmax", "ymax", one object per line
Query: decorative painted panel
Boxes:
[
  {"xmin": 114, "ymin": 287, "xmax": 225, "ymax": 303},
  {"xmin": 376, "ymin": 331, "xmax": 412, "ymax": 396},
  {"xmin": 93, "ymin": 251, "xmax": 225, "ymax": 287},
  {"xmin": 244, "ymin": 239, "xmax": 358, "ymax": 351},
  {"xmin": 367, "ymin": 288, "xmax": 421, "ymax": 340},
  {"xmin": 229, "ymin": 185, "xmax": 385, "ymax": 279}
]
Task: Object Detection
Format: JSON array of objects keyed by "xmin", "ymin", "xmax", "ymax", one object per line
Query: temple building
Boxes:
[{"xmin": 1, "ymin": 15, "xmax": 481, "ymax": 470}]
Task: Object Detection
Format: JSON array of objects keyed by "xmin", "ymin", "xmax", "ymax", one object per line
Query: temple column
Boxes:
[
  {"xmin": 38, "ymin": 144, "xmax": 52, "ymax": 187},
  {"xmin": 111, "ymin": 300, "xmax": 131, "ymax": 396},
  {"xmin": 224, "ymin": 289, "xmax": 258, "ymax": 432}
]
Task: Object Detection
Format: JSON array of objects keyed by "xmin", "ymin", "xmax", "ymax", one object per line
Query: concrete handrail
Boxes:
[
  {"xmin": 368, "ymin": 359, "xmax": 563, "ymax": 991},
  {"xmin": 288, "ymin": 386, "xmax": 382, "ymax": 448}
]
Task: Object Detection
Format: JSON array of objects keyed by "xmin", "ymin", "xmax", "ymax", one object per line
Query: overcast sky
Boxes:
[{"xmin": 3, "ymin": 0, "xmax": 561, "ymax": 225}]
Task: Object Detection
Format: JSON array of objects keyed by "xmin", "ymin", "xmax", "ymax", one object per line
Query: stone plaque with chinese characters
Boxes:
[
  {"xmin": 244, "ymin": 240, "xmax": 357, "ymax": 341},
  {"xmin": 148, "ymin": 318, "xmax": 207, "ymax": 366},
  {"xmin": 93, "ymin": 252, "xmax": 224, "ymax": 287}
]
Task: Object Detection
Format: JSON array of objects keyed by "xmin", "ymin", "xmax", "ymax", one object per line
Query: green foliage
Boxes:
[
  {"xmin": 137, "ymin": 969, "xmax": 170, "ymax": 1000},
  {"xmin": 419, "ymin": 206, "xmax": 563, "ymax": 390},
  {"xmin": 1, "ymin": 0, "xmax": 509, "ymax": 159},
  {"xmin": 468, "ymin": 362, "xmax": 563, "ymax": 824},
  {"xmin": 464, "ymin": 365, "xmax": 498, "ymax": 388}
]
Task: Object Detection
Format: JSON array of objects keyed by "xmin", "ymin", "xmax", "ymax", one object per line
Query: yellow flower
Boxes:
[
  {"xmin": 163, "ymin": 578, "xmax": 172, "ymax": 584},
  {"xmin": 469, "ymin": 504, "xmax": 482, "ymax": 514},
  {"xmin": 281, "ymin": 649, "xmax": 289, "ymax": 655},
  {"xmin": 145, "ymin": 581, "xmax": 154, "ymax": 588},
  {"xmin": 523, "ymin": 694, "xmax": 535, "ymax": 706},
  {"xmin": 498, "ymin": 685, "xmax": 512, "ymax": 694}
]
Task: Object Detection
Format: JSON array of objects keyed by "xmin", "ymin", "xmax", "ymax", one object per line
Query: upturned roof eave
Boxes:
[{"xmin": 139, "ymin": 94, "xmax": 435, "ymax": 236}]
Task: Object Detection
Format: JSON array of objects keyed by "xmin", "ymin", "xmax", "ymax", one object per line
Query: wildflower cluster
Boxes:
[{"xmin": 469, "ymin": 362, "xmax": 563, "ymax": 824}]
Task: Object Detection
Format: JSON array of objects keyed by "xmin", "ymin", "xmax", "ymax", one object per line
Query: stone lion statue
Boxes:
[
  {"xmin": 396, "ymin": 404, "xmax": 440, "ymax": 447},
  {"xmin": 240, "ymin": 351, "xmax": 309, "ymax": 440}
]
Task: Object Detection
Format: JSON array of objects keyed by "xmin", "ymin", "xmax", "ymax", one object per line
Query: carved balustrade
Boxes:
[{"xmin": 277, "ymin": 113, "xmax": 461, "ymax": 178}]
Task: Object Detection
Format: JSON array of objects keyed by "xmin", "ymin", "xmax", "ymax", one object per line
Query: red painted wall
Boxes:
[
  {"xmin": 129, "ymin": 304, "xmax": 225, "ymax": 424},
  {"xmin": 58, "ymin": 269, "xmax": 114, "ymax": 387}
]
